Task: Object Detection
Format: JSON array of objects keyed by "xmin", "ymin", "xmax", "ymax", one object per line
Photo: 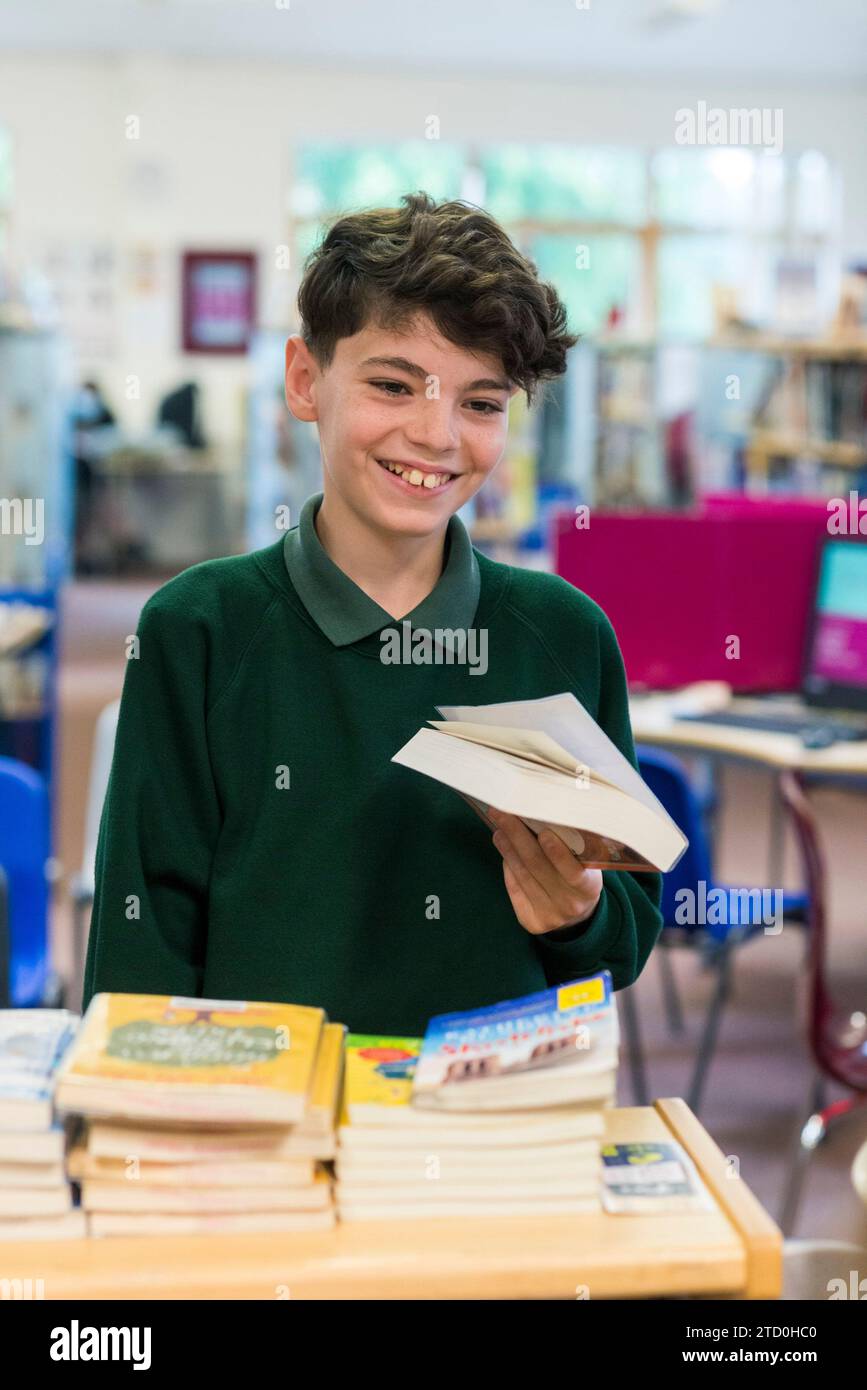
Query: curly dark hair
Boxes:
[{"xmin": 297, "ymin": 191, "xmax": 578, "ymax": 403}]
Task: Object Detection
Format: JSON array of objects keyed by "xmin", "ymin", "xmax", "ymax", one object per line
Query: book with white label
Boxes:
[
  {"xmin": 600, "ymin": 1140, "xmax": 714, "ymax": 1214},
  {"xmin": 391, "ymin": 691, "xmax": 687, "ymax": 872}
]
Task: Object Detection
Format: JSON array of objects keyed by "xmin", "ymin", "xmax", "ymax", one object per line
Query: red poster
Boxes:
[{"xmin": 181, "ymin": 251, "xmax": 256, "ymax": 354}]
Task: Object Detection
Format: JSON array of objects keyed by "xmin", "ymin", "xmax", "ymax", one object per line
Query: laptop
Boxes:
[{"xmin": 676, "ymin": 533, "xmax": 867, "ymax": 747}]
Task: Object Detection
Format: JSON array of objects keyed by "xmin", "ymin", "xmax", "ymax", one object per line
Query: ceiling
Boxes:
[{"xmin": 0, "ymin": 0, "xmax": 866, "ymax": 79}]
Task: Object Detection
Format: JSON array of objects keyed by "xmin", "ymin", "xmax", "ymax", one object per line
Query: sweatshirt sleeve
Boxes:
[
  {"xmin": 533, "ymin": 611, "xmax": 663, "ymax": 991},
  {"xmin": 81, "ymin": 591, "xmax": 223, "ymax": 1011}
]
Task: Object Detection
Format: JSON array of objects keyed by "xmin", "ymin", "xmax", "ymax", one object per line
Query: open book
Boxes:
[{"xmin": 391, "ymin": 692, "xmax": 687, "ymax": 873}]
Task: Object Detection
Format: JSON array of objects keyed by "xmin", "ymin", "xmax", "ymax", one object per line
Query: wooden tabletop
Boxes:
[{"xmin": 0, "ymin": 1099, "xmax": 781, "ymax": 1300}]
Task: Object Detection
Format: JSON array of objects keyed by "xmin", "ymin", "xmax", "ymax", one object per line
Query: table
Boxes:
[
  {"xmin": 629, "ymin": 682, "xmax": 867, "ymax": 900},
  {"xmin": 0, "ymin": 1099, "xmax": 781, "ymax": 1300},
  {"xmin": 629, "ymin": 686, "xmax": 867, "ymax": 775}
]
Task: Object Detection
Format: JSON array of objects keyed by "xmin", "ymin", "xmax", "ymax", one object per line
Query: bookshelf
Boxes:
[
  {"xmin": 561, "ymin": 339, "xmax": 682, "ymax": 510},
  {"xmin": 704, "ymin": 336, "xmax": 867, "ymax": 495}
]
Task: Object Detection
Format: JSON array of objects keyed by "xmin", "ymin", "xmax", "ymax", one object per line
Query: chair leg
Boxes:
[
  {"xmin": 768, "ymin": 771, "xmax": 786, "ymax": 887},
  {"xmin": 686, "ymin": 943, "xmax": 733, "ymax": 1116},
  {"xmin": 71, "ymin": 896, "xmax": 91, "ymax": 1012},
  {"xmin": 778, "ymin": 1072, "xmax": 827, "ymax": 1237},
  {"xmin": 619, "ymin": 984, "xmax": 649, "ymax": 1107},
  {"xmin": 0, "ymin": 866, "xmax": 9, "ymax": 1009},
  {"xmin": 698, "ymin": 754, "xmax": 722, "ymax": 850},
  {"xmin": 658, "ymin": 944, "xmax": 685, "ymax": 1036}
]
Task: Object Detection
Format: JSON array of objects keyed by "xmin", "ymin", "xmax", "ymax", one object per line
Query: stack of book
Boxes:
[
  {"xmin": 336, "ymin": 972, "xmax": 617, "ymax": 1221},
  {"xmin": 54, "ymin": 994, "xmax": 344, "ymax": 1236},
  {"xmin": 0, "ymin": 1009, "xmax": 84, "ymax": 1240}
]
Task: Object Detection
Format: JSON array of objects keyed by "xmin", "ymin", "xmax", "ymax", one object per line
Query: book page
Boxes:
[
  {"xmin": 434, "ymin": 721, "xmax": 638, "ymax": 803},
  {"xmin": 429, "ymin": 721, "xmax": 581, "ymax": 776},
  {"xmin": 393, "ymin": 729, "xmax": 686, "ymax": 872},
  {"xmin": 457, "ymin": 792, "xmax": 655, "ymax": 871},
  {"xmin": 436, "ymin": 692, "xmax": 679, "ymax": 830}
]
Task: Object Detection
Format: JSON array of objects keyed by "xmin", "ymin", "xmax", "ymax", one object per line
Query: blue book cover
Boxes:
[
  {"xmin": 0, "ymin": 1010, "xmax": 78, "ymax": 1104},
  {"xmin": 412, "ymin": 971, "xmax": 616, "ymax": 1100}
]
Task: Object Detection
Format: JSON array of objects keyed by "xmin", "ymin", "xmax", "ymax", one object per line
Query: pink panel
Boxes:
[{"xmin": 553, "ymin": 500, "xmax": 829, "ymax": 691}]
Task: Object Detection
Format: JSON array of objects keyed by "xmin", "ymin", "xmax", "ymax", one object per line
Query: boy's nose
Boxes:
[{"xmin": 404, "ymin": 401, "xmax": 461, "ymax": 456}]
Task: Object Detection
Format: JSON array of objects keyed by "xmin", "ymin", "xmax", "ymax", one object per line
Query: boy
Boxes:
[{"xmin": 83, "ymin": 192, "xmax": 662, "ymax": 1033}]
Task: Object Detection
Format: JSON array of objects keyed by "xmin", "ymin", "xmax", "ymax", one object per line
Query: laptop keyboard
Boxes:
[{"xmin": 676, "ymin": 710, "xmax": 867, "ymax": 742}]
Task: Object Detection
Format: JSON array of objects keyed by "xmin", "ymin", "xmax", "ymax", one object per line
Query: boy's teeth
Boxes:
[{"xmin": 381, "ymin": 461, "xmax": 449, "ymax": 489}]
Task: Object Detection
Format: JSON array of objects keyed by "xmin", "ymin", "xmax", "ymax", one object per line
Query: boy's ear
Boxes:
[{"xmin": 284, "ymin": 335, "xmax": 319, "ymax": 422}]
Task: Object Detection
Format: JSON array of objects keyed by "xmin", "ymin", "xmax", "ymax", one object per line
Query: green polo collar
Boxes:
[{"xmin": 283, "ymin": 492, "xmax": 481, "ymax": 647}]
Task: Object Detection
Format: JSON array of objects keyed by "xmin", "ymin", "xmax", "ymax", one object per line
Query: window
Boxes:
[
  {"xmin": 531, "ymin": 233, "xmax": 642, "ymax": 337},
  {"xmin": 290, "ymin": 141, "xmax": 838, "ymax": 341},
  {"xmin": 652, "ymin": 147, "xmax": 785, "ymax": 232},
  {"xmin": 292, "ymin": 141, "xmax": 465, "ymax": 220},
  {"xmin": 481, "ymin": 145, "xmax": 646, "ymax": 226}
]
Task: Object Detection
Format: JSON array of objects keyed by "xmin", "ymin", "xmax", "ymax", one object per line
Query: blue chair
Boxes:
[
  {"xmin": 0, "ymin": 865, "xmax": 9, "ymax": 1007},
  {"xmin": 0, "ymin": 586, "xmax": 59, "ymax": 813},
  {"xmin": 0, "ymin": 756, "xmax": 51, "ymax": 1006},
  {"xmin": 621, "ymin": 745, "xmax": 809, "ymax": 1115}
]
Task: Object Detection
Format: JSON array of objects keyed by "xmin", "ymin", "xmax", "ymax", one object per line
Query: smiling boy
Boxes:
[{"xmin": 82, "ymin": 192, "xmax": 662, "ymax": 1033}]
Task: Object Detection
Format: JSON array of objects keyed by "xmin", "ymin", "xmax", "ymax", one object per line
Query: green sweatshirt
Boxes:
[{"xmin": 82, "ymin": 492, "xmax": 662, "ymax": 1034}]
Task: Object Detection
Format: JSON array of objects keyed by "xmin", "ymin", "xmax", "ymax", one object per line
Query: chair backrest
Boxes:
[
  {"xmin": 79, "ymin": 698, "xmax": 121, "ymax": 896},
  {"xmin": 0, "ymin": 866, "xmax": 9, "ymax": 1008},
  {"xmin": 0, "ymin": 585, "xmax": 59, "ymax": 802},
  {"xmin": 636, "ymin": 745, "xmax": 716, "ymax": 937},
  {"xmin": 0, "ymin": 756, "xmax": 50, "ymax": 1006}
]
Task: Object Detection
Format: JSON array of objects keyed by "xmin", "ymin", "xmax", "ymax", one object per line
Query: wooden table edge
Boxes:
[
  {"xmin": 654, "ymin": 1097, "xmax": 783, "ymax": 1299},
  {"xmin": 0, "ymin": 1102, "xmax": 781, "ymax": 1301},
  {"xmin": 629, "ymin": 709, "xmax": 867, "ymax": 776}
]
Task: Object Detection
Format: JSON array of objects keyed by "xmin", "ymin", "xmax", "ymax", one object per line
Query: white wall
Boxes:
[{"xmin": 1, "ymin": 53, "xmax": 865, "ymax": 445}]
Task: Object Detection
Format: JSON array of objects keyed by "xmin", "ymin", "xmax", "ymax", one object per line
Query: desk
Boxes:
[
  {"xmin": 81, "ymin": 447, "xmax": 239, "ymax": 574},
  {"xmin": 630, "ymin": 688, "xmax": 867, "ymax": 775},
  {"xmin": 0, "ymin": 1099, "xmax": 781, "ymax": 1300}
]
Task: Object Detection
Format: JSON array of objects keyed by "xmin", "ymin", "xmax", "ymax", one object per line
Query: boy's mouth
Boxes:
[{"xmin": 375, "ymin": 458, "xmax": 457, "ymax": 494}]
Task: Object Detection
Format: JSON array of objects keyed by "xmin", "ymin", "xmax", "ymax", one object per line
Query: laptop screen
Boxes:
[{"xmin": 804, "ymin": 537, "xmax": 867, "ymax": 702}]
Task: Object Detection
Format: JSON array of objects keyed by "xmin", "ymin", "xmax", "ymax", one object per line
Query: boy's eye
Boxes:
[
  {"xmin": 368, "ymin": 380, "xmax": 504, "ymax": 414},
  {"xmin": 370, "ymin": 379, "xmax": 411, "ymax": 396}
]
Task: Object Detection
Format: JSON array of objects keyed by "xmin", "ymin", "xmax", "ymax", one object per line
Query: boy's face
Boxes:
[{"xmin": 285, "ymin": 313, "xmax": 518, "ymax": 538}]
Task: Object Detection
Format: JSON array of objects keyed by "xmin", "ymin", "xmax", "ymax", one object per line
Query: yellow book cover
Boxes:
[
  {"xmin": 57, "ymin": 994, "xmax": 324, "ymax": 1099},
  {"xmin": 340, "ymin": 1035, "xmax": 422, "ymax": 1124},
  {"xmin": 303, "ymin": 1022, "xmax": 346, "ymax": 1131}
]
